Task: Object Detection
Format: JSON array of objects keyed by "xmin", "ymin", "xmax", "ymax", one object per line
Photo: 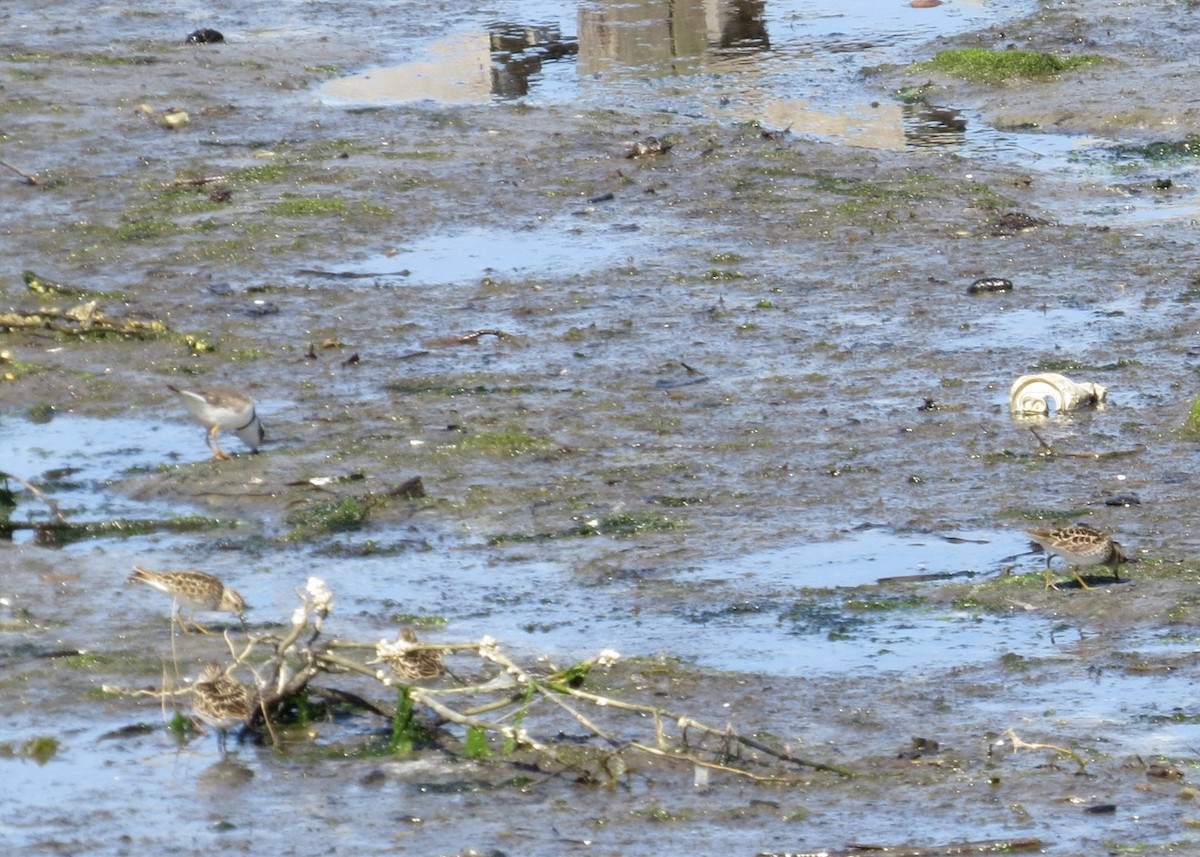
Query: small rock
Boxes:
[
  {"xmin": 967, "ymin": 277, "xmax": 1013, "ymax": 294},
  {"xmin": 186, "ymin": 29, "xmax": 225, "ymax": 44}
]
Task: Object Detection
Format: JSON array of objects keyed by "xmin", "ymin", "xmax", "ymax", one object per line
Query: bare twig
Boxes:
[
  {"xmin": 757, "ymin": 838, "xmax": 1045, "ymax": 857},
  {"xmin": 0, "ymin": 471, "xmax": 65, "ymax": 522},
  {"xmin": 1004, "ymin": 728, "xmax": 1088, "ymax": 771},
  {"xmin": 1028, "ymin": 426, "xmax": 1145, "ymax": 460},
  {"xmin": 0, "ymin": 157, "xmax": 43, "ymax": 186},
  {"xmin": 429, "ymin": 329, "xmax": 510, "ymax": 347},
  {"xmin": 166, "ymin": 175, "xmax": 228, "ymax": 187}
]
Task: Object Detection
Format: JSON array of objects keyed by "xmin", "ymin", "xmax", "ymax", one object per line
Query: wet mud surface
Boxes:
[{"xmin": 4, "ymin": 0, "xmax": 1200, "ymax": 854}]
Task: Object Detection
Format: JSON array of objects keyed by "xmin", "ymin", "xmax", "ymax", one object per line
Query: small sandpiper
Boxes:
[
  {"xmin": 168, "ymin": 384, "xmax": 264, "ymax": 460},
  {"xmin": 127, "ymin": 566, "xmax": 246, "ymax": 633},
  {"xmin": 191, "ymin": 662, "xmax": 253, "ymax": 753},
  {"xmin": 373, "ymin": 627, "xmax": 445, "ymax": 682},
  {"xmin": 1025, "ymin": 524, "xmax": 1127, "ymax": 589}
]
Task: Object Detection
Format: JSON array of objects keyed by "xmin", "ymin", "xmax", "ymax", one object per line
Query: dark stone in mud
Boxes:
[
  {"xmin": 1104, "ymin": 493, "xmax": 1141, "ymax": 507},
  {"xmin": 967, "ymin": 276, "xmax": 1013, "ymax": 294},
  {"xmin": 243, "ymin": 301, "xmax": 279, "ymax": 317},
  {"xmin": 185, "ymin": 29, "xmax": 225, "ymax": 44},
  {"xmin": 989, "ymin": 211, "xmax": 1051, "ymax": 235}
]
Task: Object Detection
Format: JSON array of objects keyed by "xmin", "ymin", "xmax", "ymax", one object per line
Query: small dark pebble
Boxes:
[
  {"xmin": 341, "ymin": 352, "xmax": 361, "ymax": 367},
  {"xmin": 1084, "ymin": 803, "xmax": 1117, "ymax": 815},
  {"xmin": 1104, "ymin": 493, "xmax": 1141, "ymax": 507},
  {"xmin": 897, "ymin": 735, "xmax": 940, "ymax": 759},
  {"xmin": 990, "ymin": 210, "xmax": 1051, "ymax": 235},
  {"xmin": 967, "ymin": 277, "xmax": 1013, "ymax": 294},
  {"xmin": 626, "ymin": 136, "xmax": 672, "ymax": 158},
  {"xmin": 207, "ymin": 282, "xmax": 235, "ymax": 296},
  {"xmin": 208, "ymin": 187, "xmax": 233, "ymax": 203},
  {"xmin": 97, "ymin": 723, "xmax": 157, "ymax": 741},
  {"xmin": 1146, "ymin": 763, "xmax": 1184, "ymax": 779},
  {"xmin": 359, "ymin": 769, "xmax": 388, "ymax": 787},
  {"xmin": 588, "ymin": 192, "xmax": 614, "ymax": 203},
  {"xmin": 185, "ymin": 28, "xmax": 225, "ymax": 44},
  {"xmin": 1153, "ymin": 177, "xmax": 1173, "ymax": 190},
  {"xmin": 244, "ymin": 301, "xmax": 279, "ymax": 317}
]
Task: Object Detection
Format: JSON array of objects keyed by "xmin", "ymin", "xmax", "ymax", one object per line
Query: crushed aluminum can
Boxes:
[{"xmin": 1009, "ymin": 372, "xmax": 1107, "ymax": 416}]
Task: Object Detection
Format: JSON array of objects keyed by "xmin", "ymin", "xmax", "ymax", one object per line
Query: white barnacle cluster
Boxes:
[
  {"xmin": 478, "ymin": 635, "xmax": 498, "ymax": 656},
  {"xmin": 374, "ymin": 634, "xmax": 412, "ymax": 661},
  {"xmin": 306, "ymin": 576, "xmax": 334, "ymax": 615},
  {"xmin": 596, "ymin": 649, "xmax": 621, "ymax": 668},
  {"xmin": 290, "ymin": 604, "xmax": 308, "ymax": 628},
  {"xmin": 291, "ymin": 576, "xmax": 335, "ymax": 630}
]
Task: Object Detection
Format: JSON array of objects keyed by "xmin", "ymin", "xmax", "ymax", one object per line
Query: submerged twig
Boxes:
[
  {"xmin": 1029, "ymin": 426, "xmax": 1145, "ymax": 460},
  {"xmin": 1003, "ymin": 728, "xmax": 1088, "ymax": 771},
  {"xmin": 430, "ymin": 329, "xmax": 511, "ymax": 347},
  {"xmin": 757, "ymin": 838, "xmax": 1045, "ymax": 857},
  {"xmin": 1, "ymin": 471, "xmax": 65, "ymax": 522},
  {"xmin": 166, "ymin": 175, "xmax": 228, "ymax": 187},
  {"xmin": 0, "ymin": 157, "xmax": 43, "ymax": 186}
]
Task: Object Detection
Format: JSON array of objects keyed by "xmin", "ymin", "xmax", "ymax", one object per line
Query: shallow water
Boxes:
[
  {"xmin": 319, "ymin": 0, "xmax": 1200, "ymax": 226},
  {"xmin": 6, "ymin": 0, "xmax": 1200, "ymax": 854}
]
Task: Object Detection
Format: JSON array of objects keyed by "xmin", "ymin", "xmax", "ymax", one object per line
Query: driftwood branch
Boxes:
[
  {"xmin": 117, "ymin": 576, "xmax": 856, "ymax": 781},
  {"xmin": 0, "ymin": 303, "xmax": 168, "ymax": 337}
]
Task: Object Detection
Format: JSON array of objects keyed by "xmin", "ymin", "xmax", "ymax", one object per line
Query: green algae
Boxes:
[{"xmin": 918, "ymin": 48, "xmax": 1107, "ymax": 84}]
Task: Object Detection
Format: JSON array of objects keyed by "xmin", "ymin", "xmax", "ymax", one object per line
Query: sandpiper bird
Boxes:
[
  {"xmin": 191, "ymin": 662, "xmax": 253, "ymax": 753},
  {"xmin": 168, "ymin": 383, "xmax": 264, "ymax": 460},
  {"xmin": 127, "ymin": 566, "xmax": 246, "ymax": 633},
  {"xmin": 1025, "ymin": 524, "xmax": 1127, "ymax": 590},
  {"xmin": 373, "ymin": 627, "xmax": 445, "ymax": 682}
]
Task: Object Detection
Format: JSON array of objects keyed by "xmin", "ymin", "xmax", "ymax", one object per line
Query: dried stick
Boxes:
[
  {"xmin": 1004, "ymin": 728, "xmax": 1088, "ymax": 771},
  {"xmin": 0, "ymin": 471, "xmax": 65, "ymax": 522},
  {"xmin": 758, "ymin": 838, "xmax": 1045, "ymax": 857},
  {"xmin": 408, "ymin": 686, "xmax": 550, "ymax": 752},
  {"xmin": 1028, "ymin": 426, "xmax": 1145, "ymax": 460},
  {"xmin": 167, "ymin": 175, "xmax": 228, "ymax": 187},
  {"xmin": 0, "ymin": 157, "xmax": 43, "ymax": 186}
]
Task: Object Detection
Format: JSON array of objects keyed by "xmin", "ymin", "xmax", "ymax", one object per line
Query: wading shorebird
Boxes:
[
  {"xmin": 127, "ymin": 566, "xmax": 246, "ymax": 633},
  {"xmin": 1025, "ymin": 524, "xmax": 1127, "ymax": 590},
  {"xmin": 168, "ymin": 384, "xmax": 264, "ymax": 460},
  {"xmin": 191, "ymin": 662, "xmax": 253, "ymax": 753}
]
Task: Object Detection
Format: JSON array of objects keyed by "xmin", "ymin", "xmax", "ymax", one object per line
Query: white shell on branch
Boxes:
[{"xmin": 1009, "ymin": 373, "xmax": 1107, "ymax": 416}]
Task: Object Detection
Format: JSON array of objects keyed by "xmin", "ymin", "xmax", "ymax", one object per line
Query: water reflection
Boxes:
[
  {"xmin": 319, "ymin": 0, "xmax": 1043, "ymax": 154},
  {"xmin": 489, "ymin": 23, "xmax": 579, "ymax": 99},
  {"xmin": 903, "ymin": 102, "xmax": 969, "ymax": 148}
]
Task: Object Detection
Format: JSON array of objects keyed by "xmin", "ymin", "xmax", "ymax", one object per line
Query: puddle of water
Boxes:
[
  {"xmin": 2, "ymin": 414, "xmax": 218, "ymax": 540},
  {"xmin": 305, "ymin": 222, "xmax": 651, "ymax": 286},
  {"xmin": 320, "ymin": 0, "xmax": 1036, "ymax": 142},
  {"xmin": 318, "ymin": 0, "xmax": 1200, "ymax": 225},
  {"xmin": 688, "ymin": 525, "xmax": 1025, "ymax": 589}
]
